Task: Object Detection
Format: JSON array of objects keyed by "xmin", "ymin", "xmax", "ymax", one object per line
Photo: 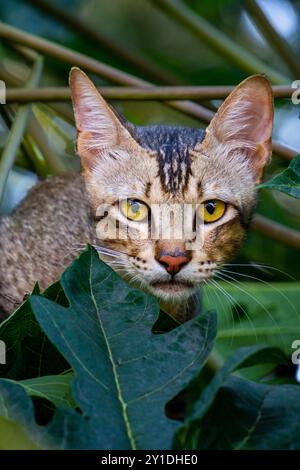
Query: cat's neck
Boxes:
[{"xmin": 159, "ymin": 290, "xmax": 201, "ymax": 323}]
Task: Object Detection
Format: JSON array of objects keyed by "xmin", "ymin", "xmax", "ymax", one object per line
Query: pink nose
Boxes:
[{"xmin": 157, "ymin": 253, "xmax": 190, "ymax": 275}]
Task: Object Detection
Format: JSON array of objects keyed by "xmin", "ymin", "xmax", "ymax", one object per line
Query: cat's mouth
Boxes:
[{"xmin": 150, "ymin": 279, "xmax": 194, "ymax": 294}]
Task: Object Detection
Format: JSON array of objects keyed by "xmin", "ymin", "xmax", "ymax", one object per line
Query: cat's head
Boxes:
[{"xmin": 70, "ymin": 68, "xmax": 273, "ymax": 304}]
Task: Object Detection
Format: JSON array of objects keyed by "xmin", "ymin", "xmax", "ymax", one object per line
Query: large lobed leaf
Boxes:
[
  {"xmin": 0, "ymin": 283, "xmax": 69, "ymax": 380},
  {"xmin": 181, "ymin": 375, "xmax": 300, "ymax": 450},
  {"xmin": 0, "ymin": 246, "xmax": 216, "ymax": 449},
  {"xmin": 176, "ymin": 346, "xmax": 300, "ymax": 450}
]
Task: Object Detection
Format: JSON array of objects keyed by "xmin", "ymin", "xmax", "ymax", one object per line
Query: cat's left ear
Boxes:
[
  {"xmin": 69, "ymin": 67, "xmax": 141, "ymax": 171},
  {"xmin": 202, "ymin": 75, "xmax": 274, "ymax": 183}
]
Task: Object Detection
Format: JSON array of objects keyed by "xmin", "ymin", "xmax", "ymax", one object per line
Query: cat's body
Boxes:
[
  {"xmin": 0, "ymin": 69, "xmax": 274, "ymax": 321},
  {"xmin": 0, "ymin": 173, "xmax": 91, "ymax": 316}
]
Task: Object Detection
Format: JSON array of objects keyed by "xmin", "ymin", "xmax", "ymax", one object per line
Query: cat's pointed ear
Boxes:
[
  {"xmin": 203, "ymin": 75, "xmax": 274, "ymax": 183},
  {"xmin": 69, "ymin": 67, "xmax": 140, "ymax": 170}
]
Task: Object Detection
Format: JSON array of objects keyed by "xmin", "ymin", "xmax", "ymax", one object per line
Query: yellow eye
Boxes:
[
  {"xmin": 120, "ymin": 199, "xmax": 149, "ymax": 222},
  {"xmin": 199, "ymin": 199, "xmax": 226, "ymax": 223}
]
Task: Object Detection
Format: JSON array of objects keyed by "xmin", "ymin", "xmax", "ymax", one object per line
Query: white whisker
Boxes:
[
  {"xmin": 219, "ymin": 268, "xmax": 300, "ymax": 327},
  {"xmin": 209, "ymin": 277, "xmax": 258, "ymax": 346},
  {"xmin": 215, "ymin": 271, "xmax": 285, "ymax": 348}
]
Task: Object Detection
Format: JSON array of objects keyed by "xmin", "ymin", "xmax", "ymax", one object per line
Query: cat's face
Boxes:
[{"xmin": 70, "ymin": 69, "xmax": 273, "ymax": 303}]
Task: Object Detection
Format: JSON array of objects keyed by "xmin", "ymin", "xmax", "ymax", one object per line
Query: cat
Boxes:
[{"xmin": 0, "ymin": 68, "xmax": 273, "ymax": 322}]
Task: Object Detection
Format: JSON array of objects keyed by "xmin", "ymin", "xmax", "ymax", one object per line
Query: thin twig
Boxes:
[
  {"xmin": 246, "ymin": 0, "xmax": 300, "ymax": 77},
  {"xmin": 149, "ymin": 0, "xmax": 289, "ymax": 84},
  {"xmin": 0, "ymin": 57, "xmax": 43, "ymax": 202},
  {"xmin": 4, "ymin": 85, "xmax": 296, "ymax": 102},
  {"xmin": 252, "ymin": 214, "xmax": 300, "ymax": 251}
]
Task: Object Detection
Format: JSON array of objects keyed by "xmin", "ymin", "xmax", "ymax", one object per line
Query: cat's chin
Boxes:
[{"xmin": 148, "ymin": 280, "xmax": 195, "ymax": 299}]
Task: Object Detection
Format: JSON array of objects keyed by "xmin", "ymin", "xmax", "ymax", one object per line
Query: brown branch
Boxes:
[
  {"xmin": 246, "ymin": 0, "xmax": 300, "ymax": 77},
  {"xmin": 252, "ymin": 215, "xmax": 300, "ymax": 251},
  {"xmin": 4, "ymin": 85, "xmax": 296, "ymax": 102},
  {"xmin": 272, "ymin": 141, "xmax": 299, "ymax": 161}
]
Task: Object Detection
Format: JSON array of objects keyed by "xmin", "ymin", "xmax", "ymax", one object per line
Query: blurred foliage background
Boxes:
[{"xmin": 0, "ymin": 1, "xmax": 299, "ymax": 300}]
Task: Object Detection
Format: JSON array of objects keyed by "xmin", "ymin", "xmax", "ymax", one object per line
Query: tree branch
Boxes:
[
  {"xmin": 4, "ymin": 85, "xmax": 295, "ymax": 102},
  {"xmin": 252, "ymin": 214, "xmax": 300, "ymax": 251}
]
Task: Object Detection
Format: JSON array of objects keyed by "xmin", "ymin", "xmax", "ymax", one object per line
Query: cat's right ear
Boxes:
[{"xmin": 69, "ymin": 67, "xmax": 139, "ymax": 171}]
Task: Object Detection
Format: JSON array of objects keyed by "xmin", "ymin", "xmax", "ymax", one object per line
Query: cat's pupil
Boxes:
[
  {"xmin": 130, "ymin": 201, "xmax": 140, "ymax": 213},
  {"xmin": 206, "ymin": 201, "xmax": 216, "ymax": 214}
]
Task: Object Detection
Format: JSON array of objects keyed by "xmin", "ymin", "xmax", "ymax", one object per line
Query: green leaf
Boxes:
[
  {"xmin": 176, "ymin": 347, "xmax": 300, "ymax": 450},
  {"xmin": 0, "ymin": 418, "xmax": 39, "ymax": 450},
  {"xmin": 0, "ymin": 284, "xmax": 69, "ymax": 380},
  {"xmin": 0, "ymin": 246, "xmax": 216, "ymax": 449},
  {"xmin": 259, "ymin": 155, "xmax": 300, "ymax": 198},
  {"xmin": 30, "ymin": 246, "xmax": 216, "ymax": 449},
  {"xmin": 186, "ymin": 345, "xmax": 285, "ymax": 422},
  {"xmin": 180, "ymin": 376, "xmax": 300, "ymax": 449},
  {"xmin": 0, "ymin": 379, "xmax": 89, "ymax": 449},
  {"xmin": 19, "ymin": 373, "xmax": 75, "ymax": 409}
]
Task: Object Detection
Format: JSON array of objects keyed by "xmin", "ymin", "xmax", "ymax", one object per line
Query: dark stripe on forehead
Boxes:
[
  {"xmin": 133, "ymin": 125, "xmax": 206, "ymax": 194},
  {"xmin": 157, "ymin": 141, "xmax": 191, "ymax": 193}
]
